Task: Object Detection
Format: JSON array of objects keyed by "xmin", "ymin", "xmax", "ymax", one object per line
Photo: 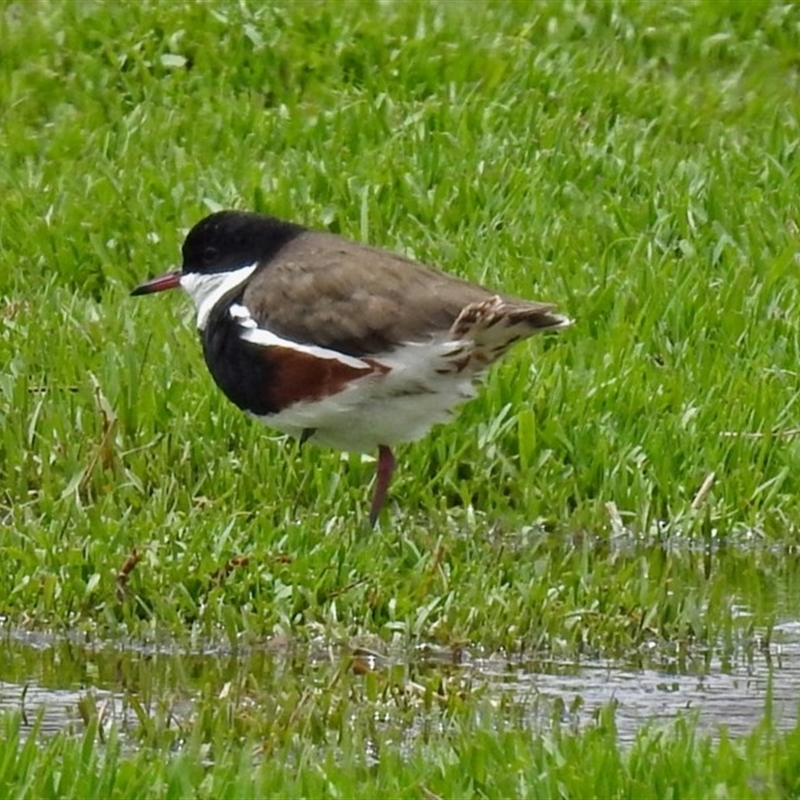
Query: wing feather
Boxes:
[{"xmin": 241, "ymin": 232, "xmax": 559, "ymax": 356}]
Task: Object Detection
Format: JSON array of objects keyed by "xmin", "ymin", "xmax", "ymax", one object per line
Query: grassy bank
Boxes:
[{"xmin": 1, "ymin": 0, "xmax": 800, "ymax": 794}]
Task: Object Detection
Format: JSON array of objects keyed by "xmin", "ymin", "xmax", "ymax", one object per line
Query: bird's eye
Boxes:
[{"xmin": 202, "ymin": 246, "xmax": 219, "ymax": 264}]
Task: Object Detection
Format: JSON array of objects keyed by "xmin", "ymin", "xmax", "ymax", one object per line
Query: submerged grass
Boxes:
[{"xmin": 2, "ymin": 0, "xmax": 800, "ymax": 794}]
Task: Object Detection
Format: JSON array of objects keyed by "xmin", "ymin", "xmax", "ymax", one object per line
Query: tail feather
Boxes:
[
  {"xmin": 442, "ymin": 296, "xmax": 570, "ymax": 371},
  {"xmin": 451, "ymin": 295, "xmax": 571, "ymax": 346}
]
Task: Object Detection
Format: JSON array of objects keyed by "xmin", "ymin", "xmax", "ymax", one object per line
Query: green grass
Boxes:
[
  {"xmin": 2, "ymin": 0, "xmax": 800, "ymax": 794},
  {"xmin": 2, "ymin": 701, "xmax": 800, "ymax": 799}
]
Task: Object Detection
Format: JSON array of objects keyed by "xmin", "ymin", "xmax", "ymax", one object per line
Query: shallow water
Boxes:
[
  {"xmin": 1, "ymin": 619, "xmax": 798, "ymax": 745},
  {"xmin": 472, "ymin": 628, "xmax": 800, "ymax": 743}
]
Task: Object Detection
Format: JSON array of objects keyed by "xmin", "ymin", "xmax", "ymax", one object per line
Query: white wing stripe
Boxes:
[{"xmin": 230, "ymin": 303, "xmax": 371, "ymax": 370}]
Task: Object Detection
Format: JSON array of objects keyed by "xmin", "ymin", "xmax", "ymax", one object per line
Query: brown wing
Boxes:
[{"xmin": 240, "ymin": 231, "xmax": 557, "ymax": 356}]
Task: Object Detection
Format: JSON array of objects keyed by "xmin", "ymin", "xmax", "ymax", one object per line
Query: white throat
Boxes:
[{"xmin": 179, "ymin": 263, "xmax": 258, "ymax": 330}]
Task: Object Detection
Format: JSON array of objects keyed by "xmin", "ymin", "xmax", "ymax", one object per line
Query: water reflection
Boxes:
[{"xmin": 1, "ymin": 621, "xmax": 798, "ymax": 744}]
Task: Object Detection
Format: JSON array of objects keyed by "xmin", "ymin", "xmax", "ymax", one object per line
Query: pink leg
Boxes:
[{"xmin": 369, "ymin": 445, "xmax": 396, "ymax": 527}]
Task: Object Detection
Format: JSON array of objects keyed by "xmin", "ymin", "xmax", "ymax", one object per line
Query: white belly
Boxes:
[{"xmin": 252, "ymin": 340, "xmax": 479, "ymax": 452}]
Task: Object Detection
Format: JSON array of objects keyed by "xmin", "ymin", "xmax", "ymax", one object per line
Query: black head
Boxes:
[{"xmin": 181, "ymin": 211, "xmax": 306, "ymax": 275}]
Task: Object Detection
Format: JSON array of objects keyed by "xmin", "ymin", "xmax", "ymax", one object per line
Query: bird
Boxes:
[{"xmin": 132, "ymin": 210, "xmax": 570, "ymax": 525}]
